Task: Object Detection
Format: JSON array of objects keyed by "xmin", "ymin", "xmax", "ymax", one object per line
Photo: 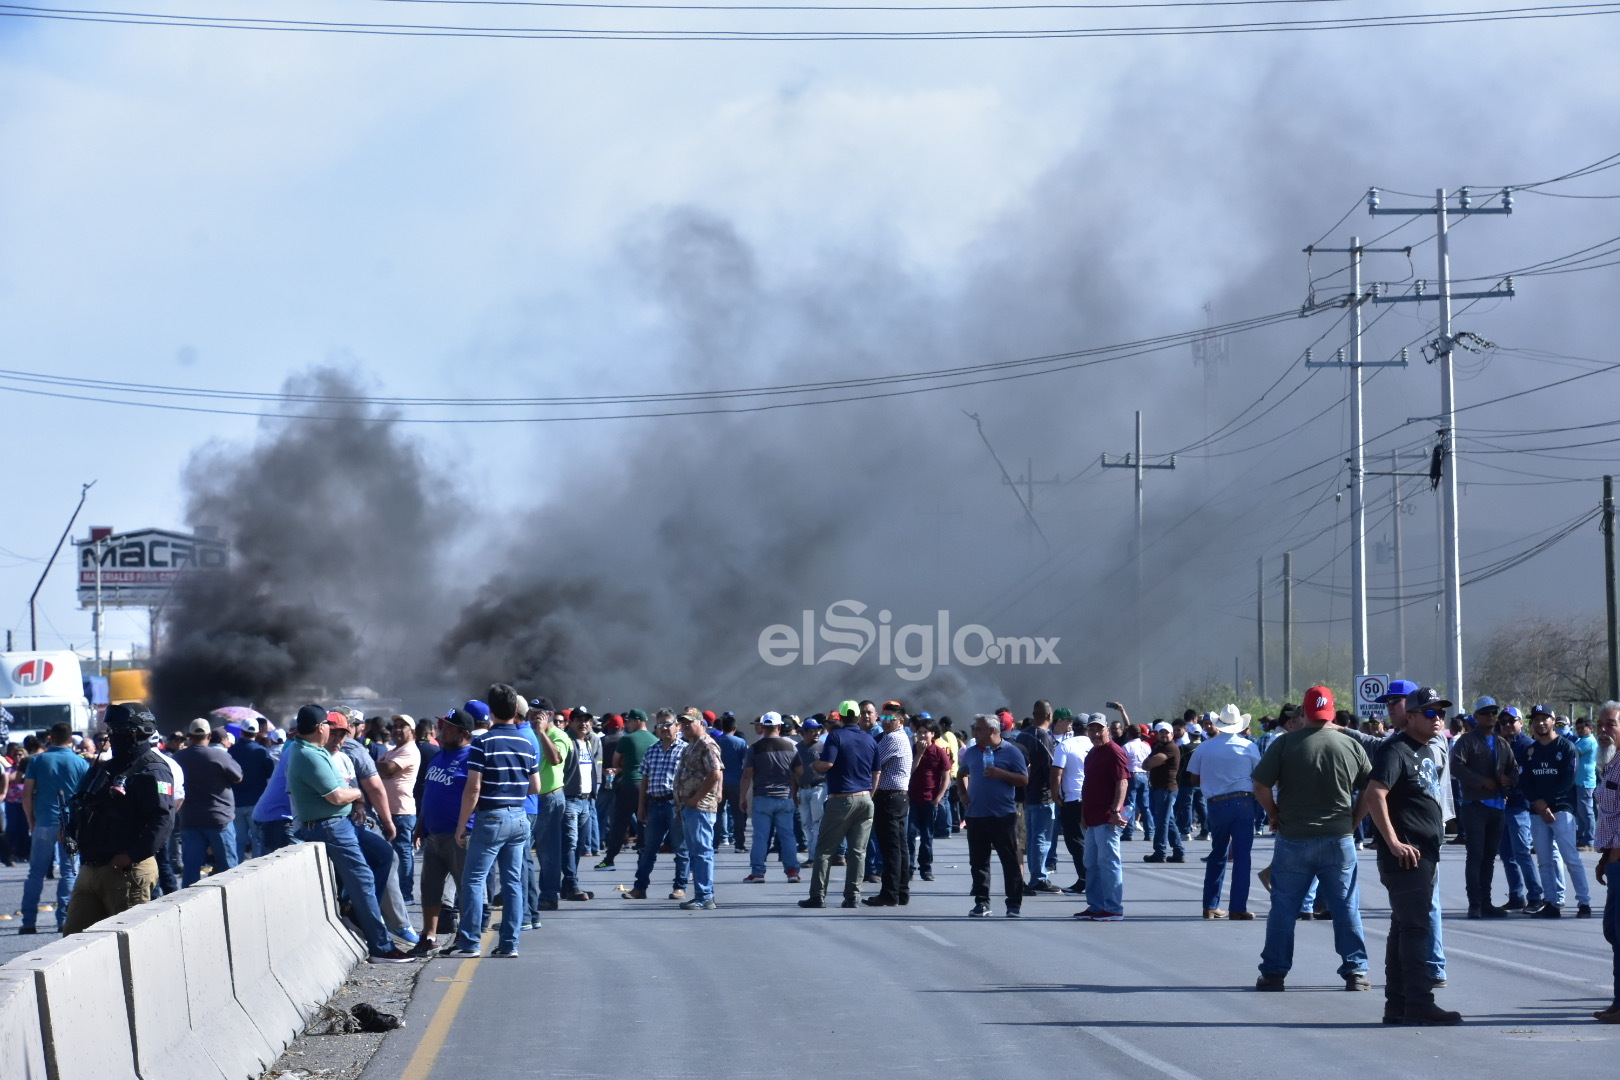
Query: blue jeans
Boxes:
[
  {"xmin": 21, "ymin": 822, "xmax": 75, "ymax": 930},
  {"xmin": 1150, "ymin": 789, "xmax": 1182, "ymax": 857},
  {"xmin": 180, "ymin": 824, "xmax": 240, "ymax": 887},
  {"xmin": 749, "ymin": 796, "xmax": 800, "ymax": 876},
  {"xmin": 391, "ymin": 813, "xmax": 417, "ymax": 901},
  {"xmin": 634, "ymin": 799, "xmax": 690, "ymax": 892},
  {"xmin": 682, "ymin": 807, "xmax": 717, "ymax": 902},
  {"xmin": 1576, "ymin": 786, "xmax": 1597, "ymax": 848},
  {"xmin": 718, "ymin": 785, "xmax": 744, "ymax": 849},
  {"xmin": 455, "ymin": 806, "xmax": 528, "ymax": 954},
  {"xmin": 5, "ymin": 803, "xmax": 30, "ymax": 863},
  {"xmin": 298, "ymin": 817, "xmax": 391, "ymax": 955},
  {"xmin": 234, "ymin": 806, "xmax": 257, "ymax": 862},
  {"xmin": 1260, "ymin": 834, "xmax": 1367, "ymax": 978},
  {"xmin": 1202, "ymin": 794, "xmax": 1254, "ymax": 912},
  {"xmin": 562, "ymin": 796, "xmax": 594, "ymax": 894},
  {"xmin": 1530, "ymin": 810, "xmax": 1591, "ymax": 908},
  {"xmin": 523, "ymin": 813, "xmax": 540, "ymax": 919},
  {"xmin": 1176, "ymin": 786, "xmax": 1207, "ymax": 837},
  {"xmin": 797, "ymin": 786, "xmax": 826, "ymax": 856},
  {"xmin": 1603, "ymin": 862, "xmax": 1620, "ymax": 1008},
  {"xmin": 1025, "ymin": 803, "xmax": 1057, "ymax": 883},
  {"xmin": 1124, "ymin": 775, "xmax": 1152, "ymax": 840},
  {"xmin": 1427, "ymin": 877, "xmax": 1446, "ymax": 981},
  {"xmin": 1500, "ymin": 806, "xmax": 1543, "ymax": 902},
  {"xmin": 1083, "ymin": 823, "xmax": 1124, "ymax": 914},
  {"xmin": 536, "ymin": 790, "xmax": 566, "ymax": 903},
  {"xmin": 255, "ymin": 818, "xmax": 298, "ymax": 854},
  {"xmin": 907, "ymin": 801, "xmax": 938, "ymax": 874}
]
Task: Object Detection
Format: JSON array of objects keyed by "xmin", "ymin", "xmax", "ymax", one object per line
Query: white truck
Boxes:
[{"xmin": 0, "ymin": 650, "xmax": 92, "ymax": 738}]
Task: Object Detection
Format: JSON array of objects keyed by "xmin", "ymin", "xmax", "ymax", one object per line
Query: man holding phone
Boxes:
[{"xmin": 1360, "ymin": 702, "xmax": 1459, "ymax": 1025}]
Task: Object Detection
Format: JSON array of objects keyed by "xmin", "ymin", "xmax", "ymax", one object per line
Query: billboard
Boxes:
[{"xmin": 76, "ymin": 528, "xmax": 228, "ymax": 609}]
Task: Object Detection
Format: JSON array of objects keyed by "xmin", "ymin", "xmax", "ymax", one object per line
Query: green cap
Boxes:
[
  {"xmin": 837, "ymin": 700, "xmax": 859, "ymax": 718},
  {"xmin": 624, "ymin": 708, "xmax": 648, "ymax": 722},
  {"xmin": 1054, "ymin": 707, "xmax": 1073, "ymax": 721}
]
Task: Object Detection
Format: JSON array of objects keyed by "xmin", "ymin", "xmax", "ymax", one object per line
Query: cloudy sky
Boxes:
[{"xmin": 3, "ymin": 5, "xmax": 1619, "ymax": 711}]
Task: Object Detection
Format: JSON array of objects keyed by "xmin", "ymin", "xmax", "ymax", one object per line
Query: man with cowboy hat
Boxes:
[{"xmin": 1187, "ymin": 704, "xmax": 1263, "ymax": 919}]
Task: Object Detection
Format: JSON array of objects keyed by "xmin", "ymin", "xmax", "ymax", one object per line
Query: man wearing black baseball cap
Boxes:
[{"xmin": 1450, "ymin": 695, "xmax": 1517, "ymax": 917}]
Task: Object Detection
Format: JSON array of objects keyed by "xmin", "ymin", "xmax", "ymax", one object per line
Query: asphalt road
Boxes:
[{"xmin": 361, "ymin": 831, "xmax": 1616, "ymax": 1080}]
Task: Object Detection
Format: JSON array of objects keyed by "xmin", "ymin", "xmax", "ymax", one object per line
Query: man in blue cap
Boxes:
[
  {"xmin": 1495, "ymin": 707, "xmax": 1546, "ymax": 912},
  {"xmin": 1449, "ymin": 696, "xmax": 1518, "ymax": 916}
]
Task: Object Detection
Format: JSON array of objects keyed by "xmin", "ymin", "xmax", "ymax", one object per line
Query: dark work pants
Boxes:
[
  {"xmin": 1459, "ymin": 802, "xmax": 1504, "ymax": 909},
  {"xmin": 604, "ymin": 783, "xmax": 641, "ymax": 863},
  {"xmin": 1058, "ymin": 801, "xmax": 1087, "ymax": 887},
  {"xmin": 1378, "ymin": 850, "xmax": 1438, "ymax": 1014},
  {"xmin": 873, "ymin": 791, "xmax": 911, "ymax": 902},
  {"xmin": 967, "ymin": 814, "xmax": 1024, "ymax": 909}
]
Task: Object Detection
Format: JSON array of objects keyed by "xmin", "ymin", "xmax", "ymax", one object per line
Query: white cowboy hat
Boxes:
[{"xmin": 1214, "ymin": 703, "xmax": 1252, "ymax": 735}]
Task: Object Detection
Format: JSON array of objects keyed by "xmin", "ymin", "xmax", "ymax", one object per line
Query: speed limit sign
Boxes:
[{"xmin": 1356, "ymin": 675, "xmax": 1389, "ymax": 719}]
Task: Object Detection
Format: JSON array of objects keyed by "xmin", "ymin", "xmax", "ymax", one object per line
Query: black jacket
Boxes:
[{"xmin": 69, "ymin": 748, "xmax": 178, "ymax": 867}]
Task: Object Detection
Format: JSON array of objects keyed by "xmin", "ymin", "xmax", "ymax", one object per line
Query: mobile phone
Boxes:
[{"xmin": 1105, "ymin": 701, "xmax": 1123, "ymax": 711}]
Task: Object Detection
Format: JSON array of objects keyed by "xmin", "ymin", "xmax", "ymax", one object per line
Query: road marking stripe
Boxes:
[
  {"xmin": 399, "ymin": 928, "xmax": 497, "ymax": 1080},
  {"xmin": 1439, "ymin": 944, "xmax": 1601, "ymax": 988},
  {"xmin": 1083, "ymin": 1028, "xmax": 1203, "ymax": 1080},
  {"xmin": 910, "ymin": 925, "xmax": 954, "ymax": 947}
]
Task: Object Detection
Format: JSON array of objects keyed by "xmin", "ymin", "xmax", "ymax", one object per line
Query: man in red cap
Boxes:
[{"xmin": 1251, "ymin": 686, "xmax": 1373, "ymax": 993}]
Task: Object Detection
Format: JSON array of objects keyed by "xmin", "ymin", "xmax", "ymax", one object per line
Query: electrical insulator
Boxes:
[
  {"xmin": 1458, "ymin": 187, "xmax": 1472, "ymax": 210},
  {"xmin": 1502, "ymin": 187, "xmax": 1514, "ymax": 211},
  {"xmin": 1367, "ymin": 187, "xmax": 1380, "ymax": 212}
]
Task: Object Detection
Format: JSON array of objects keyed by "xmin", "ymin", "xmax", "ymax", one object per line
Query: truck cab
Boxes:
[{"xmin": 0, "ymin": 650, "xmax": 92, "ymax": 738}]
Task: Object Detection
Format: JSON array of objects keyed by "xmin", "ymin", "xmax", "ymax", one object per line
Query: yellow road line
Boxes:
[{"xmin": 398, "ymin": 927, "xmax": 498, "ymax": 1080}]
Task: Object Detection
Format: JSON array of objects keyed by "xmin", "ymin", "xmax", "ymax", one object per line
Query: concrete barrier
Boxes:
[
  {"xmin": 308, "ymin": 841, "xmax": 368, "ymax": 965},
  {"xmin": 10, "ymin": 931, "xmax": 138, "ymax": 1080},
  {"xmin": 0, "ymin": 840, "xmax": 372, "ymax": 1080},
  {"xmin": 0, "ymin": 964, "xmax": 49, "ymax": 1080}
]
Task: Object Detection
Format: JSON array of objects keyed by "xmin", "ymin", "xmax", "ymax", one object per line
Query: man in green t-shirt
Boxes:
[
  {"xmin": 285, "ymin": 704, "xmax": 415, "ymax": 964},
  {"xmin": 1252, "ymin": 686, "xmax": 1373, "ymax": 992},
  {"xmin": 598, "ymin": 709, "xmax": 657, "ymax": 870}
]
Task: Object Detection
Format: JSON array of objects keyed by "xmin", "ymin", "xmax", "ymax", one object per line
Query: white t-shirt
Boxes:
[
  {"xmin": 155, "ymin": 750, "xmax": 186, "ymax": 802},
  {"xmin": 1123, "ymin": 738, "xmax": 1152, "ymax": 775},
  {"xmin": 1051, "ymin": 734, "xmax": 1090, "ymax": 802}
]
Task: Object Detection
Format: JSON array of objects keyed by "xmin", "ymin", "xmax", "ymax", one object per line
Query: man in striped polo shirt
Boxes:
[{"xmin": 442, "ymin": 683, "xmax": 539, "ymax": 959}]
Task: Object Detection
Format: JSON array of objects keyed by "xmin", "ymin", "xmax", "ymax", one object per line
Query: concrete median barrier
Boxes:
[
  {"xmin": 258, "ymin": 845, "xmax": 360, "ymax": 1014},
  {"xmin": 11, "ymin": 931, "xmax": 138, "ymax": 1080},
  {"xmin": 192, "ymin": 856, "xmax": 308, "ymax": 1050},
  {"xmin": 307, "ymin": 840, "xmax": 368, "ymax": 965},
  {"xmin": 0, "ymin": 965, "xmax": 49, "ymax": 1080}
]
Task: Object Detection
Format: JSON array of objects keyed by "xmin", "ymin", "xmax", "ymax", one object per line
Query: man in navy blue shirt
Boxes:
[
  {"xmin": 1521, "ymin": 705, "xmax": 1592, "ymax": 917},
  {"xmin": 800, "ymin": 701, "xmax": 878, "ymax": 910},
  {"xmin": 229, "ymin": 721, "xmax": 277, "ymax": 862},
  {"xmin": 959, "ymin": 714, "xmax": 1029, "ymax": 918},
  {"xmin": 714, "ymin": 715, "xmax": 750, "ymax": 852}
]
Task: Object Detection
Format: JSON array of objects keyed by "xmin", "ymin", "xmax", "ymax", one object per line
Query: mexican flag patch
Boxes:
[{"xmin": 156, "ymin": 781, "xmax": 173, "ymax": 796}]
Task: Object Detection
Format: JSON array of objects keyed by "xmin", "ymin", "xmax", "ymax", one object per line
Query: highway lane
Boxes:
[{"xmin": 360, "ymin": 832, "xmax": 1614, "ymax": 1078}]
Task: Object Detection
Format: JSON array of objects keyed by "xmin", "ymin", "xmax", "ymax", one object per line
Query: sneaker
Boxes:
[
  {"xmin": 1534, "ymin": 905, "xmax": 1563, "ymax": 918},
  {"xmin": 1503, "ymin": 896, "xmax": 1526, "ymax": 911},
  {"xmin": 733, "ymin": 845, "xmax": 748, "ymax": 854},
  {"xmin": 1087, "ymin": 912, "xmax": 1124, "ymax": 922},
  {"xmin": 798, "ymin": 898, "xmax": 826, "ymax": 909},
  {"xmin": 408, "ymin": 937, "xmax": 438, "ymax": 958},
  {"xmin": 1313, "ymin": 909, "xmax": 1333, "ymax": 920},
  {"xmin": 668, "ymin": 889, "xmax": 686, "ymax": 900},
  {"xmin": 1029, "ymin": 881, "xmax": 1063, "ymax": 893},
  {"xmin": 438, "ymin": 943, "xmax": 480, "ymax": 958},
  {"xmin": 969, "ymin": 901, "xmax": 993, "ymax": 917},
  {"xmin": 1523, "ymin": 899, "xmax": 1546, "ymax": 915},
  {"xmin": 1142, "ymin": 853, "xmax": 1166, "ymax": 863},
  {"xmin": 522, "ymin": 921, "xmax": 543, "ymax": 931},
  {"xmin": 368, "ymin": 948, "xmax": 419, "ymax": 964},
  {"xmin": 1064, "ymin": 882, "xmax": 1087, "ymax": 895},
  {"xmin": 1296, "ymin": 913, "xmax": 1315, "ymax": 922},
  {"xmin": 920, "ymin": 872, "xmax": 935, "ymax": 882},
  {"xmin": 678, "ymin": 898, "xmax": 707, "ymax": 910},
  {"xmin": 594, "ymin": 860, "xmax": 615, "ymax": 870},
  {"xmin": 1195, "ymin": 832, "xmax": 1210, "ymax": 841},
  {"xmin": 1005, "ymin": 908, "xmax": 1022, "ymax": 918},
  {"xmin": 622, "ymin": 888, "xmax": 647, "ymax": 899},
  {"xmin": 1577, "ymin": 903, "xmax": 1593, "ymax": 918},
  {"xmin": 1345, "ymin": 974, "xmax": 1372, "ymax": 991},
  {"xmin": 742, "ymin": 874, "xmax": 767, "ymax": 884},
  {"xmin": 1255, "ymin": 973, "xmax": 1286, "ymax": 991},
  {"xmin": 490, "ymin": 947, "xmax": 519, "ymax": 959},
  {"xmin": 785, "ymin": 872, "xmax": 802, "ymax": 883},
  {"xmin": 1400, "ymin": 1003, "xmax": 1462, "ymax": 1026},
  {"xmin": 391, "ymin": 925, "xmax": 420, "ymax": 945}
]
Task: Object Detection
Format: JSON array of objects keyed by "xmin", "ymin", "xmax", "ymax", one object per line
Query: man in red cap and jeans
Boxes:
[{"xmin": 1252, "ymin": 686, "xmax": 1373, "ymax": 992}]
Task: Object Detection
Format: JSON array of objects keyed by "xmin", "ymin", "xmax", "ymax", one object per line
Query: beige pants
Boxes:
[{"xmin": 62, "ymin": 858, "xmax": 158, "ymax": 936}]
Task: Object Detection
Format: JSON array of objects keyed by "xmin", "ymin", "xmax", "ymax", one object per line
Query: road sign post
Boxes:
[{"xmin": 1355, "ymin": 674, "xmax": 1389, "ymax": 720}]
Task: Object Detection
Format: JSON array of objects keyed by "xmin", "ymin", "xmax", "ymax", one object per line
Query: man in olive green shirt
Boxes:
[
  {"xmin": 599, "ymin": 710, "xmax": 656, "ymax": 869},
  {"xmin": 1252, "ymin": 686, "xmax": 1372, "ymax": 992}
]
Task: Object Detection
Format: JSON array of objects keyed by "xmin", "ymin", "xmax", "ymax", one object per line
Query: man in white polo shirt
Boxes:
[
  {"xmin": 1188, "ymin": 704, "xmax": 1262, "ymax": 920},
  {"xmin": 1049, "ymin": 713, "xmax": 1094, "ymax": 895}
]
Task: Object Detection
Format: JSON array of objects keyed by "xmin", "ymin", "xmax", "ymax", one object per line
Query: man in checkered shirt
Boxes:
[{"xmin": 624, "ymin": 711, "xmax": 690, "ymax": 901}]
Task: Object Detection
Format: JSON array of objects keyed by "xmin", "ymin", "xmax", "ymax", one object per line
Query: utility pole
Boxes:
[
  {"xmin": 1102, "ymin": 410, "xmax": 1177, "ymax": 703},
  {"xmin": 29, "ymin": 481, "xmax": 95, "ymax": 651},
  {"xmin": 1370, "ymin": 186, "xmax": 1515, "ymax": 705},
  {"xmin": 1283, "ymin": 551, "xmax": 1294, "ymax": 701},
  {"xmin": 1303, "ymin": 238, "xmax": 1411, "ymax": 683},
  {"xmin": 93, "ymin": 536, "xmax": 105, "ymax": 674},
  {"xmin": 1000, "ymin": 458, "xmax": 1063, "ymax": 521},
  {"xmin": 1605, "ymin": 475, "xmax": 1618, "ymax": 702},
  {"xmin": 1256, "ymin": 555, "xmax": 1267, "ymax": 700}
]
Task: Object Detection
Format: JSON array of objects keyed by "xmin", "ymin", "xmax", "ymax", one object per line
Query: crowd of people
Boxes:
[{"xmin": 2, "ymin": 679, "xmax": 1616, "ymax": 1027}]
